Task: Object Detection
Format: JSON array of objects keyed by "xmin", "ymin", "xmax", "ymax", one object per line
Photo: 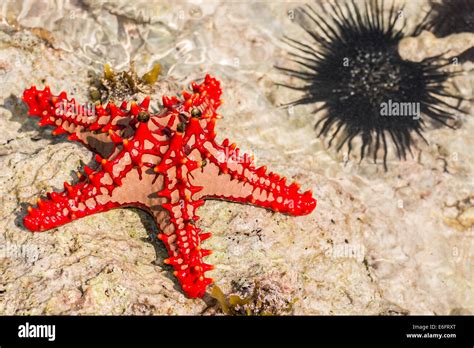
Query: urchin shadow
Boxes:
[{"xmin": 459, "ymin": 47, "xmax": 474, "ymax": 63}]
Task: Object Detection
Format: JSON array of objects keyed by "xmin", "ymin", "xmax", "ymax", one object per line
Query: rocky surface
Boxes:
[{"xmin": 0, "ymin": 0, "xmax": 472, "ymax": 315}]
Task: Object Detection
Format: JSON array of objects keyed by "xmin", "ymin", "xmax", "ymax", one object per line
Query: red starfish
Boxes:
[{"xmin": 21, "ymin": 75, "xmax": 316, "ymax": 298}]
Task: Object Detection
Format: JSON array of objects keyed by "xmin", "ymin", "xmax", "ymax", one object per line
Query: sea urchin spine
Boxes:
[{"xmin": 278, "ymin": 0, "xmax": 466, "ymax": 170}]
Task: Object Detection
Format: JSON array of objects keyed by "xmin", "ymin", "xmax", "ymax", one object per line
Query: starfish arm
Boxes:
[
  {"xmin": 23, "ymin": 178, "xmax": 121, "ymax": 232},
  {"xmin": 152, "ymin": 131, "xmax": 214, "ymax": 298},
  {"xmin": 192, "ymin": 141, "xmax": 317, "ymax": 216},
  {"xmin": 155, "ymin": 201, "xmax": 214, "ymax": 299},
  {"xmin": 22, "ymin": 86, "xmax": 148, "ymax": 158},
  {"xmin": 23, "ymin": 141, "xmax": 150, "ymax": 232}
]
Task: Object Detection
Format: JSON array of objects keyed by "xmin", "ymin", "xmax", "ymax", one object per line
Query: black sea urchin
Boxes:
[
  {"xmin": 277, "ymin": 0, "xmax": 465, "ymax": 170},
  {"xmin": 422, "ymin": 0, "xmax": 474, "ymax": 37}
]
